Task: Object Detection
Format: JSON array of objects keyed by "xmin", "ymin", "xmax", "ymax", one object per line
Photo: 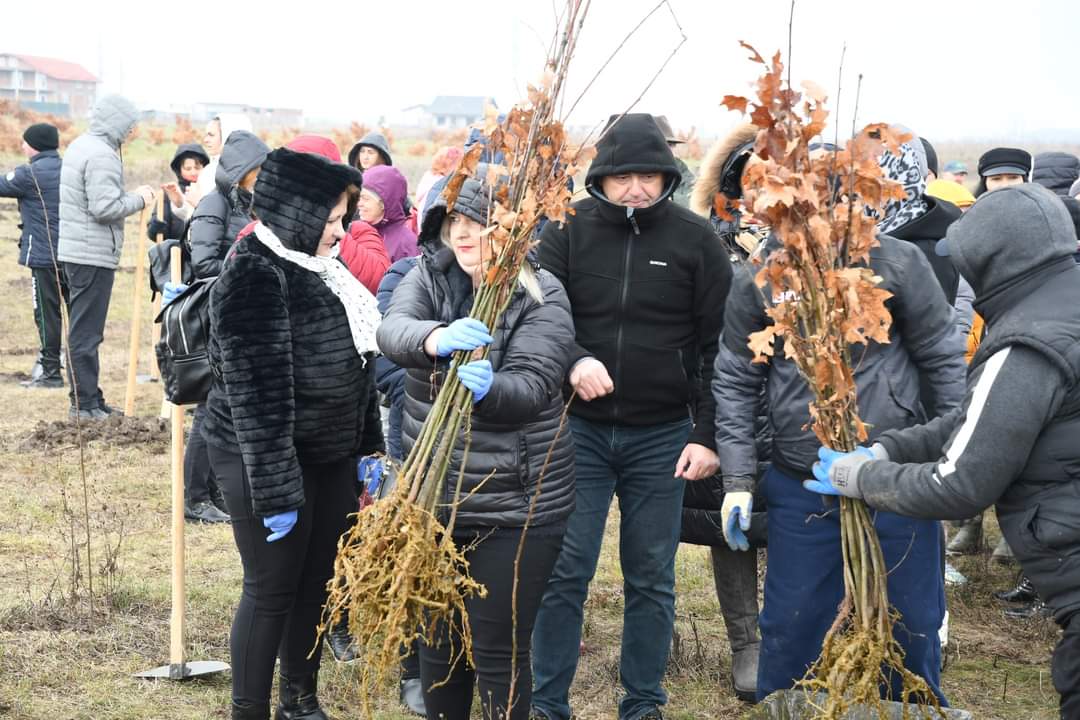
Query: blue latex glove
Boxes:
[
  {"xmin": 435, "ymin": 318, "xmax": 493, "ymax": 357},
  {"xmin": 358, "ymin": 455, "xmax": 385, "ymax": 495},
  {"xmin": 720, "ymin": 491, "xmax": 753, "ymax": 551},
  {"xmin": 162, "ymin": 281, "xmax": 189, "ymax": 307},
  {"xmin": 457, "ymin": 359, "xmax": 493, "ymax": 402},
  {"xmin": 803, "ymin": 446, "xmax": 875, "ymax": 498},
  {"xmin": 263, "ymin": 510, "xmax": 298, "ymax": 542}
]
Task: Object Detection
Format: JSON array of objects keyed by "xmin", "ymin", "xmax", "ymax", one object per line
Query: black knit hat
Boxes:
[
  {"xmin": 23, "ymin": 123, "xmax": 59, "ymax": 152},
  {"xmin": 919, "ymin": 137, "xmax": 939, "ymax": 178},
  {"xmin": 253, "ymin": 147, "xmax": 363, "ymax": 255}
]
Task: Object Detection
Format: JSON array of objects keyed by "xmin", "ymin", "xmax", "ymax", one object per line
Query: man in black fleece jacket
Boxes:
[
  {"xmin": 808, "ymin": 184, "xmax": 1080, "ymax": 719},
  {"xmin": 531, "ymin": 113, "xmax": 731, "ymax": 720}
]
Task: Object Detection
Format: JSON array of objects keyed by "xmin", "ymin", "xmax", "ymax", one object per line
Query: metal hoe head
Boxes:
[{"xmin": 135, "ymin": 660, "xmax": 230, "ymax": 681}]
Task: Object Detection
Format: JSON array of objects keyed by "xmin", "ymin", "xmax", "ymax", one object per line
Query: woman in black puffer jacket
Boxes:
[
  {"xmin": 203, "ymin": 147, "xmax": 384, "ymax": 720},
  {"xmin": 376, "ymin": 176, "xmax": 575, "ymax": 720}
]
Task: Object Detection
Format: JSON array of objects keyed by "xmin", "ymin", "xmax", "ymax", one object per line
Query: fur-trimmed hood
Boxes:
[{"xmin": 689, "ymin": 123, "xmax": 758, "ymax": 217}]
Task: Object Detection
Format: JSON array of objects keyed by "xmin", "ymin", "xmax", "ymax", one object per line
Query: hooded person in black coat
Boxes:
[
  {"xmin": 531, "ymin": 113, "xmax": 731, "ymax": 720},
  {"xmin": 807, "ymin": 184, "xmax": 1080, "ymax": 719},
  {"xmin": 1032, "ymin": 151, "xmax": 1080, "ymax": 197},
  {"xmin": 202, "ymin": 147, "xmax": 384, "ymax": 720},
  {"xmin": 146, "ymin": 143, "xmax": 210, "ymax": 242},
  {"xmin": 376, "ymin": 175, "xmax": 575, "ymax": 720}
]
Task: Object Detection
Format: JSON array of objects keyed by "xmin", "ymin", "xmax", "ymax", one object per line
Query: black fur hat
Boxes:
[{"xmin": 253, "ymin": 147, "xmax": 363, "ymax": 255}]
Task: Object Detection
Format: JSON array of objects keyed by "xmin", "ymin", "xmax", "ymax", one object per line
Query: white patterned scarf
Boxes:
[
  {"xmin": 877, "ymin": 138, "xmax": 930, "ymax": 235},
  {"xmin": 253, "ymin": 222, "xmax": 381, "ymax": 356}
]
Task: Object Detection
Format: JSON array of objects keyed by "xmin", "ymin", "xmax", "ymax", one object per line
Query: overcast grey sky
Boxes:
[{"xmin": 4, "ymin": 0, "xmax": 1078, "ymax": 141}]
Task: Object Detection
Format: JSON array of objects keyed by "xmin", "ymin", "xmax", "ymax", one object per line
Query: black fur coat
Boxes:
[{"xmin": 202, "ymin": 234, "xmax": 383, "ymax": 516}]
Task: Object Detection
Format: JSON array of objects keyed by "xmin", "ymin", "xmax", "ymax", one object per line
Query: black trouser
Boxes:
[
  {"xmin": 63, "ymin": 263, "xmax": 114, "ymax": 410},
  {"xmin": 30, "ymin": 265, "xmax": 68, "ymax": 375},
  {"xmin": 184, "ymin": 404, "xmax": 218, "ymax": 506},
  {"xmin": 208, "ymin": 444, "xmax": 355, "ymax": 707},
  {"xmin": 1054, "ymin": 612, "xmax": 1080, "ymax": 719},
  {"xmin": 420, "ymin": 523, "xmax": 565, "ymax": 720}
]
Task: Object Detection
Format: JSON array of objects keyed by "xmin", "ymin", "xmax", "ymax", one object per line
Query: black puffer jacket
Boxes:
[
  {"xmin": 713, "ymin": 233, "xmax": 966, "ymax": 485},
  {"xmin": 0, "ymin": 150, "xmax": 61, "ymax": 268},
  {"xmin": 202, "ymin": 235, "xmax": 383, "ymax": 516},
  {"xmin": 188, "ymin": 131, "xmax": 268, "ymax": 279},
  {"xmin": 376, "ymin": 179, "xmax": 576, "ymax": 529},
  {"xmin": 887, "ymin": 195, "xmax": 962, "ymax": 305},
  {"xmin": 1032, "ymin": 152, "xmax": 1080, "ymax": 197},
  {"xmin": 537, "ymin": 113, "xmax": 731, "ymax": 448}
]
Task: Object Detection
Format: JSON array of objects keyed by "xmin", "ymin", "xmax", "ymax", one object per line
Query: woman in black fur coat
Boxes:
[
  {"xmin": 202, "ymin": 147, "xmax": 384, "ymax": 720},
  {"xmin": 376, "ymin": 175, "xmax": 576, "ymax": 720}
]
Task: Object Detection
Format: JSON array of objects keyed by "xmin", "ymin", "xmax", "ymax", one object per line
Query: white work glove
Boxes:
[{"xmin": 721, "ymin": 491, "xmax": 753, "ymax": 552}]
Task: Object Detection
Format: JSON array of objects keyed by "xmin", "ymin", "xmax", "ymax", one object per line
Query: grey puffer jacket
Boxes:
[
  {"xmin": 57, "ymin": 95, "xmax": 143, "ymax": 269},
  {"xmin": 376, "ymin": 179, "xmax": 576, "ymax": 529},
  {"xmin": 713, "ymin": 233, "xmax": 966, "ymax": 488}
]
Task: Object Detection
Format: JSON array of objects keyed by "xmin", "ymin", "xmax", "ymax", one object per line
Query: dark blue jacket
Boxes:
[
  {"xmin": 375, "ymin": 256, "xmax": 418, "ymax": 460},
  {"xmin": 0, "ymin": 150, "xmax": 62, "ymax": 268}
]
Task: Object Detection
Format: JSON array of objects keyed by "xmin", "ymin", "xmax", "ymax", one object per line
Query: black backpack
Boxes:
[{"xmin": 155, "ymin": 278, "xmax": 216, "ymax": 405}]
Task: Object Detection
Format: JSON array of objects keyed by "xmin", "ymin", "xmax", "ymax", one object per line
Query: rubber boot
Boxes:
[
  {"xmin": 275, "ymin": 674, "xmax": 330, "ymax": 720},
  {"xmin": 233, "ymin": 701, "xmax": 271, "ymax": 720},
  {"xmin": 946, "ymin": 513, "xmax": 984, "ymax": 555},
  {"xmin": 710, "ymin": 544, "xmax": 760, "ymax": 703}
]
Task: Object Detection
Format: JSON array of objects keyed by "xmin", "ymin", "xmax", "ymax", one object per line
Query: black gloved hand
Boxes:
[{"xmin": 147, "ymin": 218, "xmax": 167, "ymax": 241}]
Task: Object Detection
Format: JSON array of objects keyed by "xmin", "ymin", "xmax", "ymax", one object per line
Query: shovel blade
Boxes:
[{"xmin": 134, "ymin": 660, "xmax": 230, "ymax": 680}]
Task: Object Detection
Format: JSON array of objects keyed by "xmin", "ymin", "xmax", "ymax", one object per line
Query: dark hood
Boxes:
[
  {"xmin": 585, "ymin": 113, "xmax": 680, "ymax": 188},
  {"xmin": 1032, "ymin": 151, "xmax": 1080, "ymax": 197},
  {"xmin": 943, "ymin": 184, "xmax": 1077, "ymax": 307},
  {"xmin": 214, "ymin": 131, "xmax": 270, "ymax": 195},
  {"xmin": 888, "ymin": 195, "xmax": 961, "ymax": 241},
  {"xmin": 347, "ymin": 131, "xmax": 393, "ymax": 168},
  {"xmin": 170, "ymin": 143, "xmax": 211, "ymax": 182}
]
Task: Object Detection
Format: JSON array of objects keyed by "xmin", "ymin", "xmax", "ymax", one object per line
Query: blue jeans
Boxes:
[
  {"xmin": 532, "ymin": 416, "xmax": 691, "ymax": 720},
  {"xmin": 757, "ymin": 465, "xmax": 947, "ymax": 704}
]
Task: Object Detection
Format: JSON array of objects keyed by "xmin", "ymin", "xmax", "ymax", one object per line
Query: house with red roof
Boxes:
[{"xmin": 0, "ymin": 53, "xmax": 98, "ymax": 116}]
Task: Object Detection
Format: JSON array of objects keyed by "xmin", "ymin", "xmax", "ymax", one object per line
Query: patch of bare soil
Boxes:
[
  {"xmin": 19, "ymin": 416, "xmax": 170, "ymax": 453},
  {"xmin": 0, "ymin": 371, "xmax": 31, "ymax": 384}
]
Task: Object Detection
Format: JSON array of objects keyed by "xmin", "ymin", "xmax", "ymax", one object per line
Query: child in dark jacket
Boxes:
[
  {"xmin": 0, "ymin": 123, "xmax": 66, "ymax": 388},
  {"xmin": 147, "ymin": 143, "xmax": 210, "ymax": 241}
]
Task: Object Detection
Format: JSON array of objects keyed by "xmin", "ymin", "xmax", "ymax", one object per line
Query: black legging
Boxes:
[
  {"xmin": 208, "ymin": 444, "xmax": 355, "ymax": 707},
  {"xmin": 420, "ymin": 523, "xmax": 564, "ymax": 720}
]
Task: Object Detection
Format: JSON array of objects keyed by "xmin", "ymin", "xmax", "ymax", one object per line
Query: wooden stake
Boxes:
[
  {"xmin": 168, "ymin": 244, "xmax": 186, "ymax": 673},
  {"xmin": 124, "ymin": 204, "xmax": 152, "ymax": 415},
  {"xmin": 149, "ymin": 194, "xmax": 167, "ymax": 381}
]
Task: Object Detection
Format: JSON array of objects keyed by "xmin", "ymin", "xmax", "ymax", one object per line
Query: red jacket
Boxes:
[{"xmin": 341, "ymin": 220, "xmax": 391, "ymax": 294}]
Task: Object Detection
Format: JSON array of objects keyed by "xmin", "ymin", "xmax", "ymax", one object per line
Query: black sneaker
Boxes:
[
  {"xmin": 184, "ymin": 500, "xmax": 230, "ymax": 524},
  {"xmin": 1003, "ymin": 600, "xmax": 1052, "ymax": 620}
]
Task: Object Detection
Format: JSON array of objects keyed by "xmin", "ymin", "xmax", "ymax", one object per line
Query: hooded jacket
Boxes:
[
  {"xmin": 188, "ymin": 131, "xmax": 269, "ymax": 279},
  {"xmin": 359, "ymin": 165, "xmax": 417, "ymax": 262},
  {"xmin": 202, "ymin": 149, "xmax": 381, "ymax": 516},
  {"xmin": 149, "ymin": 143, "xmax": 211, "ymax": 242},
  {"xmin": 348, "ymin": 131, "xmax": 393, "ymax": 168},
  {"xmin": 858, "ymin": 184, "xmax": 1080, "ymax": 624},
  {"xmin": 57, "ymin": 95, "xmax": 144, "ymax": 269},
  {"xmin": 376, "ymin": 177, "xmax": 576, "ymax": 529},
  {"xmin": 713, "ymin": 233, "xmax": 966, "ymax": 485},
  {"xmin": 1032, "ymin": 151, "xmax": 1080, "ymax": 197},
  {"xmin": 536, "ymin": 112, "xmax": 731, "ymax": 448},
  {"xmin": 0, "ymin": 149, "xmax": 62, "ymax": 268}
]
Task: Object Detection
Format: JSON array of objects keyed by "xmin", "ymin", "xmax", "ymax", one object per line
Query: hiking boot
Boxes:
[
  {"xmin": 185, "ymin": 500, "xmax": 230, "ymax": 524},
  {"xmin": 946, "ymin": 520, "xmax": 983, "ymax": 555},
  {"xmin": 275, "ymin": 673, "xmax": 330, "ymax": 720},
  {"xmin": 1003, "ymin": 600, "xmax": 1051, "ymax": 621},
  {"xmin": 69, "ymin": 406, "xmax": 108, "ymax": 421},
  {"xmin": 995, "ymin": 575, "xmax": 1039, "ymax": 604},
  {"xmin": 399, "ymin": 677, "xmax": 425, "ymax": 716},
  {"xmin": 326, "ymin": 619, "xmax": 358, "ymax": 663},
  {"xmin": 991, "ymin": 536, "xmax": 1017, "ymax": 565},
  {"xmin": 233, "ymin": 701, "xmax": 271, "ymax": 720},
  {"xmin": 710, "ymin": 544, "xmax": 760, "ymax": 702},
  {"xmin": 23, "ymin": 372, "xmax": 64, "ymax": 389}
]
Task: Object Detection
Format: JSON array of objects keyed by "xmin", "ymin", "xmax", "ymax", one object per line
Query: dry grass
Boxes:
[{"xmin": 0, "ymin": 198, "xmax": 1061, "ymax": 719}]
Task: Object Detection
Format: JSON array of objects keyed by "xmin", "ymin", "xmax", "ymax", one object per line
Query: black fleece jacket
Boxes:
[{"xmin": 537, "ymin": 113, "xmax": 731, "ymax": 447}]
